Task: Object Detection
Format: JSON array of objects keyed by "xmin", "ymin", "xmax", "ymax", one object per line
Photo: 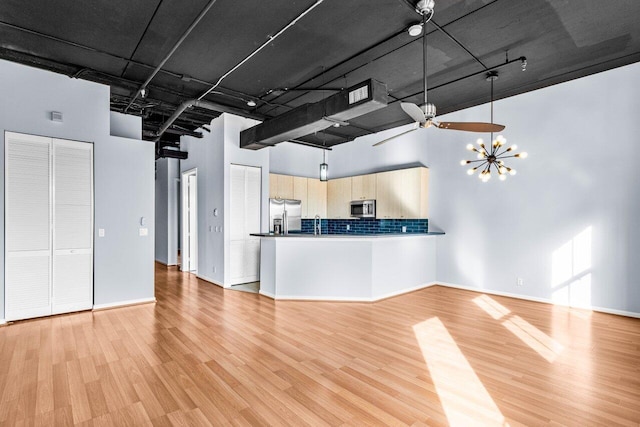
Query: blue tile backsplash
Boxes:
[{"xmin": 300, "ymin": 218, "xmax": 428, "ymax": 235}]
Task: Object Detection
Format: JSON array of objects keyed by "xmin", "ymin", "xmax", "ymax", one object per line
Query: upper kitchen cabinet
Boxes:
[
  {"xmin": 306, "ymin": 179, "xmax": 327, "ymax": 218},
  {"xmin": 376, "ymin": 167, "xmax": 429, "ymax": 219},
  {"xmin": 269, "ymin": 173, "xmax": 294, "ymax": 199},
  {"xmin": 327, "ymin": 177, "xmax": 352, "ymax": 219},
  {"xmin": 293, "ymin": 176, "xmax": 308, "ymax": 218},
  {"xmin": 351, "ymin": 174, "xmax": 376, "ymax": 200}
]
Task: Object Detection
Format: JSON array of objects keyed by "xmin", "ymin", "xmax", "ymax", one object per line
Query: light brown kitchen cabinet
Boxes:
[
  {"xmin": 376, "ymin": 167, "xmax": 429, "ymax": 219},
  {"xmin": 327, "ymin": 177, "xmax": 352, "ymax": 218},
  {"xmin": 269, "ymin": 173, "xmax": 294, "ymax": 199},
  {"xmin": 293, "ymin": 176, "xmax": 308, "ymax": 218},
  {"xmin": 375, "ymin": 170, "xmax": 402, "ymax": 219},
  {"xmin": 306, "ymin": 179, "xmax": 327, "ymax": 218},
  {"xmin": 351, "ymin": 174, "xmax": 376, "ymax": 200}
]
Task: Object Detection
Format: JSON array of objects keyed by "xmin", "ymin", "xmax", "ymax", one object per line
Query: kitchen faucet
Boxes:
[{"xmin": 314, "ymin": 215, "xmax": 322, "ymax": 235}]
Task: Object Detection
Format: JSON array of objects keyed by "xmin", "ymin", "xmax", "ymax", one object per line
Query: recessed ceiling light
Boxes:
[
  {"xmin": 247, "ymin": 100, "xmax": 257, "ymax": 107},
  {"xmin": 408, "ymin": 23, "xmax": 423, "ymax": 37}
]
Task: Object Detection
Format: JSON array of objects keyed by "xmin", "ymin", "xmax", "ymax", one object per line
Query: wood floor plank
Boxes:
[{"xmin": 1, "ymin": 265, "xmax": 639, "ymax": 425}]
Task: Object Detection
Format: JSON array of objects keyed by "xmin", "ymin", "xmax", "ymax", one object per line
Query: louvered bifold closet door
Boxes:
[
  {"xmin": 52, "ymin": 138, "xmax": 93, "ymax": 314},
  {"xmin": 5, "ymin": 132, "xmax": 52, "ymax": 321}
]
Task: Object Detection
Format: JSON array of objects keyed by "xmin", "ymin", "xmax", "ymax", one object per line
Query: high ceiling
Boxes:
[{"xmin": 1, "ymin": 0, "xmax": 639, "ymax": 151}]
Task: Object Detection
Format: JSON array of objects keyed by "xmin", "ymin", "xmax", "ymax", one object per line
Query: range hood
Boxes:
[{"xmin": 240, "ymin": 79, "xmax": 388, "ymax": 150}]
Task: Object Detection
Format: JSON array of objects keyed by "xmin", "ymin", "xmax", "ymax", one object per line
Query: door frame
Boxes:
[{"xmin": 181, "ymin": 168, "xmax": 197, "ymax": 272}]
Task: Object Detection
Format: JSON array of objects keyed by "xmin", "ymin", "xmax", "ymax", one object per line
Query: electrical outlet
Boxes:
[
  {"xmin": 402, "ymin": 226, "xmax": 407, "ymax": 233},
  {"xmin": 517, "ymin": 277, "xmax": 524, "ymax": 286},
  {"xmin": 213, "ymin": 266, "xmax": 217, "ymax": 273},
  {"xmin": 346, "ymin": 224, "xmax": 350, "ymax": 231}
]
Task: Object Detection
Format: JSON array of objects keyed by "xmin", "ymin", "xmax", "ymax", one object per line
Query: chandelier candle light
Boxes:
[{"xmin": 462, "ymin": 71, "xmax": 527, "ymax": 182}]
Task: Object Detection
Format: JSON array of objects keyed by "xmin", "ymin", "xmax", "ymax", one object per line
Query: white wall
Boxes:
[
  {"xmin": 181, "ymin": 113, "xmax": 269, "ymax": 286},
  {"xmin": 155, "ymin": 158, "xmax": 179, "ymax": 265},
  {"xmin": 110, "ymin": 111, "xmax": 142, "ymax": 140},
  {"xmin": 429, "ymin": 62, "xmax": 640, "ymax": 315},
  {"xmin": 0, "ymin": 59, "xmax": 155, "ymax": 317},
  {"xmin": 269, "ymin": 62, "xmax": 640, "ymax": 315}
]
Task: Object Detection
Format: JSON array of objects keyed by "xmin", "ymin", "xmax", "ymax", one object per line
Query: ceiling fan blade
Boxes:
[
  {"xmin": 436, "ymin": 122, "xmax": 506, "ymax": 132},
  {"xmin": 373, "ymin": 124, "xmax": 419, "ymax": 147},
  {"xmin": 400, "ymin": 102, "xmax": 427, "ymax": 124}
]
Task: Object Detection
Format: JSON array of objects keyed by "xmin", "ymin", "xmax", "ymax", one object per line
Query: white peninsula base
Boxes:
[{"xmin": 258, "ymin": 235, "xmax": 439, "ymax": 301}]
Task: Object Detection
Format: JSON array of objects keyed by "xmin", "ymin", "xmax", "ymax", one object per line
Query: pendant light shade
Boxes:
[
  {"xmin": 319, "ymin": 162, "xmax": 328, "ymax": 181},
  {"xmin": 319, "ymin": 148, "xmax": 328, "ymax": 181}
]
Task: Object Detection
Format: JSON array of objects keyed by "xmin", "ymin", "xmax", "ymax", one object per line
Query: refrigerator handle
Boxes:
[{"xmin": 283, "ymin": 210, "xmax": 288, "ymax": 234}]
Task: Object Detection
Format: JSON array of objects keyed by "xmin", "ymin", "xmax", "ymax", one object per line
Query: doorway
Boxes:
[{"xmin": 181, "ymin": 169, "xmax": 197, "ymax": 273}]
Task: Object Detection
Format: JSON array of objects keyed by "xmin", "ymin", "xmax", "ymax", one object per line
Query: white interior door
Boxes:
[
  {"xmin": 5, "ymin": 132, "xmax": 52, "ymax": 321},
  {"xmin": 229, "ymin": 164, "xmax": 261, "ymax": 285},
  {"xmin": 181, "ymin": 170, "xmax": 197, "ymax": 272},
  {"xmin": 188, "ymin": 174, "xmax": 197, "ymax": 272},
  {"xmin": 51, "ymin": 138, "xmax": 93, "ymax": 314}
]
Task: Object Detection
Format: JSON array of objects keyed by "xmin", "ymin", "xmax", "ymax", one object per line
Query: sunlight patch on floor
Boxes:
[
  {"xmin": 474, "ymin": 295, "xmax": 564, "ymax": 363},
  {"xmin": 413, "ymin": 317, "xmax": 510, "ymax": 427}
]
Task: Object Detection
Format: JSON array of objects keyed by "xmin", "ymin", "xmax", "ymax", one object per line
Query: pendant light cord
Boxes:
[{"xmin": 423, "ymin": 12, "xmax": 428, "ymax": 105}]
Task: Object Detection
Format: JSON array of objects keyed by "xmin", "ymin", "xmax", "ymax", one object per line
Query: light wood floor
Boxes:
[{"xmin": 1, "ymin": 266, "xmax": 639, "ymax": 426}]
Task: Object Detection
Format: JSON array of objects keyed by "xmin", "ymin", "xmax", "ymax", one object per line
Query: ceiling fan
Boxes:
[{"xmin": 374, "ymin": 0, "xmax": 505, "ymax": 147}]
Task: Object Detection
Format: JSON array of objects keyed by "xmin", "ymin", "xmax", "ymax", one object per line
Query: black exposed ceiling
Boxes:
[{"xmin": 1, "ymin": 0, "xmax": 639, "ymax": 150}]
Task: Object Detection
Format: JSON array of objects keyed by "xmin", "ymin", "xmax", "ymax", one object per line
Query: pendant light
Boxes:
[
  {"xmin": 461, "ymin": 71, "xmax": 527, "ymax": 182},
  {"xmin": 319, "ymin": 147, "xmax": 328, "ymax": 181}
]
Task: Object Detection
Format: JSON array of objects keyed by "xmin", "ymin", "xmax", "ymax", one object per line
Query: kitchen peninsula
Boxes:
[
  {"xmin": 255, "ymin": 232, "xmax": 443, "ymax": 301},
  {"xmin": 258, "ymin": 166, "xmax": 441, "ymax": 301}
]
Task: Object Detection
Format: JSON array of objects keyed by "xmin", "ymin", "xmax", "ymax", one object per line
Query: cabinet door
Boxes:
[
  {"xmin": 268, "ymin": 173, "xmax": 293, "ymax": 199},
  {"xmin": 398, "ymin": 167, "xmax": 429, "ymax": 218},
  {"xmin": 375, "ymin": 171, "xmax": 401, "ymax": 219},
  {"xmin": 307, "ymin": 179, "xmax": 327, "ymax": 218},
  {"xmin": 5, "ymin": 132, "xmax": 52, "ymax": 321},
  {"xmin": 52, "ymin": 138, "xmax": 94, "ymax": 315},
  {"xmin": 293, "ymin": 176, "xmax": 308, "ymax": 218},
  {"xmin": 327, "ymin": 177, "xmax": 352, "ymax": 218},
  {"xmin": 352, "ymin": 174, "xmax": 376, "ymax": 200}
]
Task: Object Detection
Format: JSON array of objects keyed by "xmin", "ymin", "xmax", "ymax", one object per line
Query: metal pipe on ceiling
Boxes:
[
  {"xmin": 155, "ymin": 0, "xmax": 325, "ymax": 142},
  {"xmin": 124, "ymin": 0, "xmax": 221, "ymax": 113},
  {"xmin": 197, "ymin": 0, "xmax": 325, "ymax": 101},
  {"xmin": 154, "ymin": 99, "xmax": 263, "ymax": 142}
]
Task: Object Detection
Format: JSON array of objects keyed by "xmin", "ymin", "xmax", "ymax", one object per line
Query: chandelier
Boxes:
[
  {"xmin": 461, "ymin": 71, "xmax": 527, "ymax": 182},
  {"xmin": 462, "ymin": 136, "xmax": 527, "ymax": 181}
]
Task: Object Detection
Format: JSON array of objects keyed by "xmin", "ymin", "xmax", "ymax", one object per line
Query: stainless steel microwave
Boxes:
[{"xmin": 350, "ymin": 199, "xmax": 376, "ymax": 218}]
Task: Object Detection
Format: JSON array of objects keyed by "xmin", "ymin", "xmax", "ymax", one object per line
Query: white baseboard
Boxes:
[
  {"xmin": 374, "ymin": 282, "xmax": 437, "ymax": 301},
  {"xmin": 155, "ymin": 260, "xmax": 178, "ymax": 267},
  {"xmin": 93, "ymin": 297, "xmax": 156, "ymax": 311},
  {"xmin": 259, "ymin": 290, "xmax": 276, "ymax": 299},
  {"xmin": 196, "ymin": 274, "xmax": 226, "ymax": 288},
  {"xmin": 0, "ymin": 319, "xmax": 6, "ymax": 326},
  {"xmin": 434, "ymin": 281, "xmax": 640, "ymax": 319},
  {"xmin": 260, "ymin": 282, "xmax": 437, "ymax": 303}
]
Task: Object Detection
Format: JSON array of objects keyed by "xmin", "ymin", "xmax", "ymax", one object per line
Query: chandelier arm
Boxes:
[{"xmin": 497, "ymin": 154, "xmax": 520, "ymax": 160}]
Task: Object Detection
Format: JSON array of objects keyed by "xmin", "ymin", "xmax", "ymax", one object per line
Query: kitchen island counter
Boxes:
[
  {"xmin": 251, "ymin": 231, "xmax": 444, "ymax": 238},
  {"xmin": 257, "ymin": 233, "xmax": 442, "ymax": 301}
]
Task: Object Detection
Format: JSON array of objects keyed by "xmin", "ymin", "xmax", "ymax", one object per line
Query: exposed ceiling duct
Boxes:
[{"xmin": 240, "ymin": 79, "xmax": 388, "ymax": 150}]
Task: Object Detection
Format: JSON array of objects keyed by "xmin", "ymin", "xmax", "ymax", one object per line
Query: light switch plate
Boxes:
[
  {"xmin": 139, "ymin": 227, "xmax": 148, "ymax": 236},
  {"xmin": 99, "ymin": 228, "xmax": 105, "ymax": 237}
]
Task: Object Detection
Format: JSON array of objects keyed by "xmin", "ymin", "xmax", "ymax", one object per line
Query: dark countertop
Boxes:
[{"xmin": 250, "ymin": 231, "xmax": 445, "ymax": 238}]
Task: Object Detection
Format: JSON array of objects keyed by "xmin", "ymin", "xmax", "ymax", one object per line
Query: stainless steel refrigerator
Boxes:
[{"xmin": 269, "ymin": 199, "xmax": 301, "ymax": 234}]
